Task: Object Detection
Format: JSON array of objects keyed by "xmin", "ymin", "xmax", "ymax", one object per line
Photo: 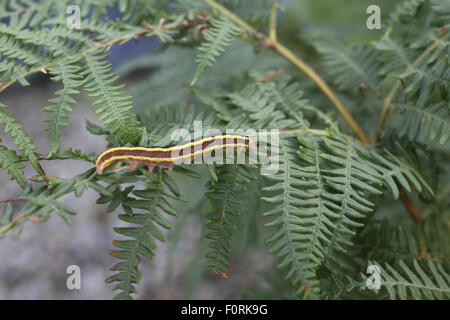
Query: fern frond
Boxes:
[
  {"xmin": 228, "ymin": 75, "xmax": 315, "ymax": 129},
  {"xmin": 82, "ymin": 50, "xmax": 142, "ymax": 145},
  {"xmin": 431, "ymin": 0, "xmax": 450, "ymax": 23},
  {"xmin": 262, "ymin": 135, "xmax": 322, "ymax": 297},
  {"xmin": 373, "ymin": 259, "xmax": 450, "ymax": 299},
  {"xmin": 257, "ymin": 75, "xmax": 311, "ymax": 126},
  {"xmin": 263, "ymin": 131, "xmax": 388, "ymax": 297},
  {"xmin": 0, "ymin": 168, "xmax": 97, "ymax": 237},
  {"xmin": 0, "ymin": 103, "xmax": 43, "ymax": 176},
  {"xmin": 255, "ymin": 74, "xmax": 340, "ymax": 133},
  {"xmin": 191, "ymin": 15, "xmax": 242, "ymax": 86},
  {"xmin": 372, "ymin": 37, "xmax": 414, "ymax": 76},
  {"xmin": 314, "ymin": 42, "xmax": 382, "ymax": 90},
  {"xmin": 402, "ymin": 56, "xmax": 450, "ymax": 107},
  {"xmin": 0, "ymin": 25, "xmax": 85, "ymax": 58},
  {"xmin": 384, "ymin": 0, "xmax": 425, "ymax": 31},
  {"xmin": 368, "ymin": 146, "xmax": 435, "ymax": 199},
  {"xmin": 317, "ymin": 134, "xmax": 382, "ymax": 258},
  {"xmin": 0, "ymin": 32, "xmax": 52, "ymax": 80},
  {"xmin": 43, "ymin": 58, "xmax": 83, "ymax": 156},
  {"xmin": 138, "ymin": 103, "xmax": 218, "ymax": 147},
  {"xmin": 228, "ymin": 83, "xmax": 280, "ymax": 124},
  {"xmin": 218, "ymin": 0, "xmax": 274, "ymax": 25},
  {"xmin": 388, "ymin": 100, "xmax": 449, "ymax": 146},
  {"xmin": 105, "ymin": 168, "xmax": 182, "ymax": 299},
  {"xmin": 0, "ymin": 24, "xmax": 88, "ymax": 87},
  {"xmin": 116, "ymin": 0, "xmax": 161, "ymax": 23},
  {"xmin": 354, "ymin": 218, "xmax": 447, "ymax": 263},
  {"xmin": 191, "ymin": 86, "xmax": 234, "ymax": 121},
  {"xmin": 0, "ymin": 0, "xmax": 56, "ymax": 29},
  {"xmin": 0, "ymin": 143, "xmax": 27, "ymax": 188},
  {"xmin": 205, "ymin": 164, "xmax": 257, "ymax": 274}
]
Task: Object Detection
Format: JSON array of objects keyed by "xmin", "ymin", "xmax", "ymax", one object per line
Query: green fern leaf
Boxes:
[
  {"xmin": 262, "ymin": 135, "xmax": 322, "ymax": 297},
  {"xmin": 0, "ymin": 169, "xmax": 97, "ymax": 237},
  {"xmin": 43, "ymin": 58, "xmax": 83, "ymax": 156},
  {"xmin": 0, "ymin": 103, "xmax": 44, "ymax": 176},
  {"xmin": 372, "ymin": 37, "xmax": 413, "ymax": 76},
  {"xmin": 401, "ymin": 57, "xmax": 450, "ymax": 107},
  {"xmin": 105, "ymin": 169, "xmax": 181, "ymax": 299},
  {"xmin": 317, "ymin": 134, "xmax": 382, "ymax": 258},
  {"xmin": 205, "ymin": 164, "xmax": 257, "ymax": 274},
  {"xmin": 218, "ymin": 0, "xmax": 275, "ymax": 25},
  {"xmin": 388, "ymin": 100, "xmax": 449, "ymax": 146},
  {"xmin": 0, "ymin": 143, "xmax": 27, "ymax": 188},
  {"xmin": 368, "ymin": 145, "xmax": 435, "ymax": 198},
  {"xmin": 354, "ymin": 218, "xmax": 447, "ymax": 264},
  {"xmin": 373, "ymin": 260, "xmax": 450, "ymax": 299},
  {"xmin": 263, "ymin": 132, "xmax": 387, "ymax": 297},
  {"xmin": 191, "ymin": 15, "xmax": 242, "ymax": 86},
  {"xmin": 314, "ymin": 42, "xmax": 382, "ymax": 90},
  {"xmin": 82, "ymin": 50, "xmax": 142, "ymax": 145}
]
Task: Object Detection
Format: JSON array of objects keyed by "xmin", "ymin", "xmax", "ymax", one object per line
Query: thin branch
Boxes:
[
  {"xmin": 202, "ymin": 0, "xmax": 371, "ymax": 145},
  {"xmin": 259, "ymin": 68, "xmax": 283, "ymax": 82},
  {"xmin": 399, "ymin": 188, "xmax": 424, "ymax": 226},
  {"xmin": 272, "ymin": 42, "xmax": 371, "ymax": 145},
  {"xmin": 0, "ymin": 174, "xmax": 91, "ymax": 235},
  {"xmin": 0, "ymin": 198, "xmax": 26, "ymax": 204},
  {"xmin": 17, "ymin": 152, "xmax": 94, "ymax": 163},
  {"xmin": 269, "ymin": 0, "xmax": 279, "ymax": 42}
]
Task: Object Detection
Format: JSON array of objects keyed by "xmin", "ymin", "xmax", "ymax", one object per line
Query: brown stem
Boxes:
[
  {"xmin": 399, "ymin": 187, "xmax": 424, "ymax": 226},
  {"xmin": 259, "ymin": 68, "xmax": 283, "ymax": 82},
  {"xmin": 0, "ymin": 198, "xmax": 27, "ymax": 204},
  {"xmin": 202, "ymin": 0, "xmax": 428, "ymax": 226},
  {"xmin": 202, "ymin": 0, "xmax": 371, "ymax": 145}
]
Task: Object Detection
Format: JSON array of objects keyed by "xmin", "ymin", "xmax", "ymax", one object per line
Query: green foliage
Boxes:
[
  {"xmin": 82, "ymin": 50, "xmax": 142, "ymax": 145},
  {"xmin": 44, "ymin": 58, "xmax": 83, "ymax": 156},
  {"xmin": 388, "ymin": 100, "xmax": 449, "ymax": 145},
  {"xmin": 0, "ymin": 103, "xmax": 43, "ymax": 177},
  {"xmin": 218, "ymin": 0, "xmax": 275, "ymax": 26},
  {"xmin": 0, "ymin": 168, "xmax": 96, "ymax": 237},
  {"xmin": 205, "ymin": 164, "xmax": 257, "ymax": 274},
  {"xmin": 0, "ymin": 143, "xmax": 26, "ymax": 188},
  {"xmin": 371, "ymin": 259, "xmax": 450, "ymax": 299},
  {"xmin": 353, "ymin": 217, "xmax": 448, "ymax": 264},
  {"xmin": 0, "ymin": 0, "xmax": 448, "ymax": 300},
  {"xmin": 368, "ymin": 144, "xmax": 435, "ymax": 199},
  {"xmin": 104, "ymin": 168, "xmax": 183, "ymax": 299},
  {"xmin": 262, "ymin": 135, "xmax": 322, "ymax": 297},
  {"xmin": 191, "ymin": 15, "xmax": 242, "ymax": 86},
  {"xmin": 313, "ymin": 41, "xmax": 382, "ymax": 90}
]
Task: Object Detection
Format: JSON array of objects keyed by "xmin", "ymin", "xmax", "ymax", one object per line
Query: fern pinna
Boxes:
[{"xmin": 0, "ymin": 0, "xmax": 449, "ymax": 300}]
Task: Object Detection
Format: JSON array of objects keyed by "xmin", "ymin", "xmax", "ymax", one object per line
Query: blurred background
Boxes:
[{"xmin": 0, "ymin": 0, "xmax": 398, "ymax": 299}]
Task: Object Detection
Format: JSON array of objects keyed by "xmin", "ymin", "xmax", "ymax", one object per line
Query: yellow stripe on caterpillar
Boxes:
[{"xmin": 95, "ymin": 134, "xmax": 251, "ymax": 174}]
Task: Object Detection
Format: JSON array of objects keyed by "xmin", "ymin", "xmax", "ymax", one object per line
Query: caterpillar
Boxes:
[{"xmin": 95, "ymin": 134, "xmax": 251, "ymax": 175}]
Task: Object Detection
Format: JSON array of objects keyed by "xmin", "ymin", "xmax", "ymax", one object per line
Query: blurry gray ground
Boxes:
[{"xmin": 0, "ymin": 79, "xmax": 272, "ymax": 299}]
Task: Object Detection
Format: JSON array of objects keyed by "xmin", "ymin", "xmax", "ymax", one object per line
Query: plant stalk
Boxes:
[{"xmin": 202, "ymin": 0, "xmax": 371, "ymax": 145}]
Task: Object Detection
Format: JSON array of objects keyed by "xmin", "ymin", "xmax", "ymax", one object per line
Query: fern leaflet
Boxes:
[
  {"xmin": 0, "ymin": 103, "xmax": 44, "ymax": 176},
  {"xmin": 205, "ymin": 164, "xmax": 256, "ymax": 274},
  {"xmin": 372, "ymin": 259, "xmax": 450, "ymax": 299},
  {"xmin": 191, "ymin": 15, "xmax": 242, "ymax": 86},
  {"xmin": 82, "ymin": 50, "xmax": 142, "ymax": 145}
]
